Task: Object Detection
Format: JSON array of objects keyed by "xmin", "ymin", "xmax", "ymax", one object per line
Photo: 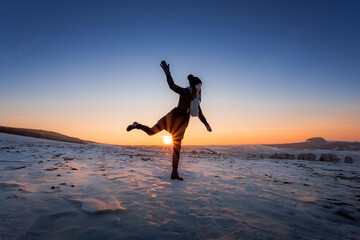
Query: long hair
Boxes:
[{"xmin": 191, "ymin": 88, "xmax": 201, "ymax": 101}]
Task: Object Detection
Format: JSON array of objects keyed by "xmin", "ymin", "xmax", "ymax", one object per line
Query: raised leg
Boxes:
[
  {"xmin": 128, "ymin": 123, "xmax": 164, "ymax": 136},
  {"xmin": 138, "ymin": 123, "xmax": 163, "ymax": 135}
]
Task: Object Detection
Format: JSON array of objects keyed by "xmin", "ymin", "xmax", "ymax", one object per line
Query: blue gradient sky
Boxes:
[{"xmin": 1, "ymin": 0, "xmax": 359, "ymax": 145}]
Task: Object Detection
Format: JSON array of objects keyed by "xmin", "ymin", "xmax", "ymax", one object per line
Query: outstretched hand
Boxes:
[
  {"xmin": 160, "ymin": 60, "xmax": 171, "ymax": 75},
  {"xmin": 206, "ymin": 125, "xmax": 212, "ymax": 132}
]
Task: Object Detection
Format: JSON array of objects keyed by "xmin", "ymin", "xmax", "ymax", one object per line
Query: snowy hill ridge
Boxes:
[
  {"xmin": 0, "ymin": 126, "xmax": 88, "ymax": 144},
  {"xmin": 264, "ymin": 137, "xmax": 360, "ymax": 151}
]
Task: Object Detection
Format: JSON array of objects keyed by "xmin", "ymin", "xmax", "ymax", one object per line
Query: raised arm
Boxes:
[
  {"xmin": 160, "ymin": 60, "xmax": 183, "ymax": 94},
  {"xmin": 199, "ymin": 105, "xmax": 212, "ymax": 132}
]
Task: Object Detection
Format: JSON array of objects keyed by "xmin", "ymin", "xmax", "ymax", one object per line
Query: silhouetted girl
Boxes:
[{"xmin": 127, "ymin": 60, "xmax": 212, "ymax": 180}]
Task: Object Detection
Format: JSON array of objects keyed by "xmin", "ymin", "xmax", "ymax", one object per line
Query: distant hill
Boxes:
[
  {"xmin": 0, "ymin": 126, "xmax": 89, "ymax": 144},
  {"xmin": 264, "ymin": 137, "xmax": 360, "ymax": 151},
  {"xmin": 306, "ymin": 137, "xmax": 327, "ymax": 143}
]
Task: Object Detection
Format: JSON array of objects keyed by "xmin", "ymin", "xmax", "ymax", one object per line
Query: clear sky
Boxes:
[{"xmin": 1, "ymin": 0, "xmax": 360, "ymax": 145}]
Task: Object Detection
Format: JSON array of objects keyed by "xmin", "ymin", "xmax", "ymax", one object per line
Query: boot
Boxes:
[
  {"xmin": 171, "ymin": 167, "xmax": 183, "ymax": 181},
  {"xmin": 126, "ymin": 122, "xmax": 139, "ymax": 132}
]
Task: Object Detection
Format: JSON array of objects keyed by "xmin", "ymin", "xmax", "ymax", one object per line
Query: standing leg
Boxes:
[{"xmin": 171, "ymin": 139, "xmax": 183, "ymax": 181}]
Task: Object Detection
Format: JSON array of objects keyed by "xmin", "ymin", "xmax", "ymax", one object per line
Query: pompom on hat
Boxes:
[{"xmin": 187, "ymin": 74, "xmax": 202, "ymax": 88}]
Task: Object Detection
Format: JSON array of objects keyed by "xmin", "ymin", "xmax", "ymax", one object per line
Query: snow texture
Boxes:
[{"xmin": 0, "ymin": 133, "xmax": 359, "ymax": 240}]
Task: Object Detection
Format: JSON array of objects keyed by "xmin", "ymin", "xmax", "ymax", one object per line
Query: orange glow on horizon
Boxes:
[
  {"xmin": 1, "ymin": 107, "xmax": 359, "ymax": 145},
  {"xmin": 1, "ymin": 121, "xmax": 359, "ymax": 146}
]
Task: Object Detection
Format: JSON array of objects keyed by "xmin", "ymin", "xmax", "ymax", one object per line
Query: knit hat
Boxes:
[{"xmin": 187, "ymin": 74, "xmax": 202, "ymax": 88}]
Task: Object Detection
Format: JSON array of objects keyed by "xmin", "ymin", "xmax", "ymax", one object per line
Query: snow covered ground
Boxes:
[{"xmin": 0, "ymin": 132, "xmax": 359, "ymax": 240}]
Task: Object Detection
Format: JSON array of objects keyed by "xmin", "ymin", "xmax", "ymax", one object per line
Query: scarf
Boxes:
[{"xmin": 189, "ymin": 88, "xmax": 200, "ymax": 117}]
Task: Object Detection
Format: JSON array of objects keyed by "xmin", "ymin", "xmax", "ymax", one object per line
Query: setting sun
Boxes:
[{"xmin": 163, "ymin": 136, "xmax": 172, "ymax": 145}]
